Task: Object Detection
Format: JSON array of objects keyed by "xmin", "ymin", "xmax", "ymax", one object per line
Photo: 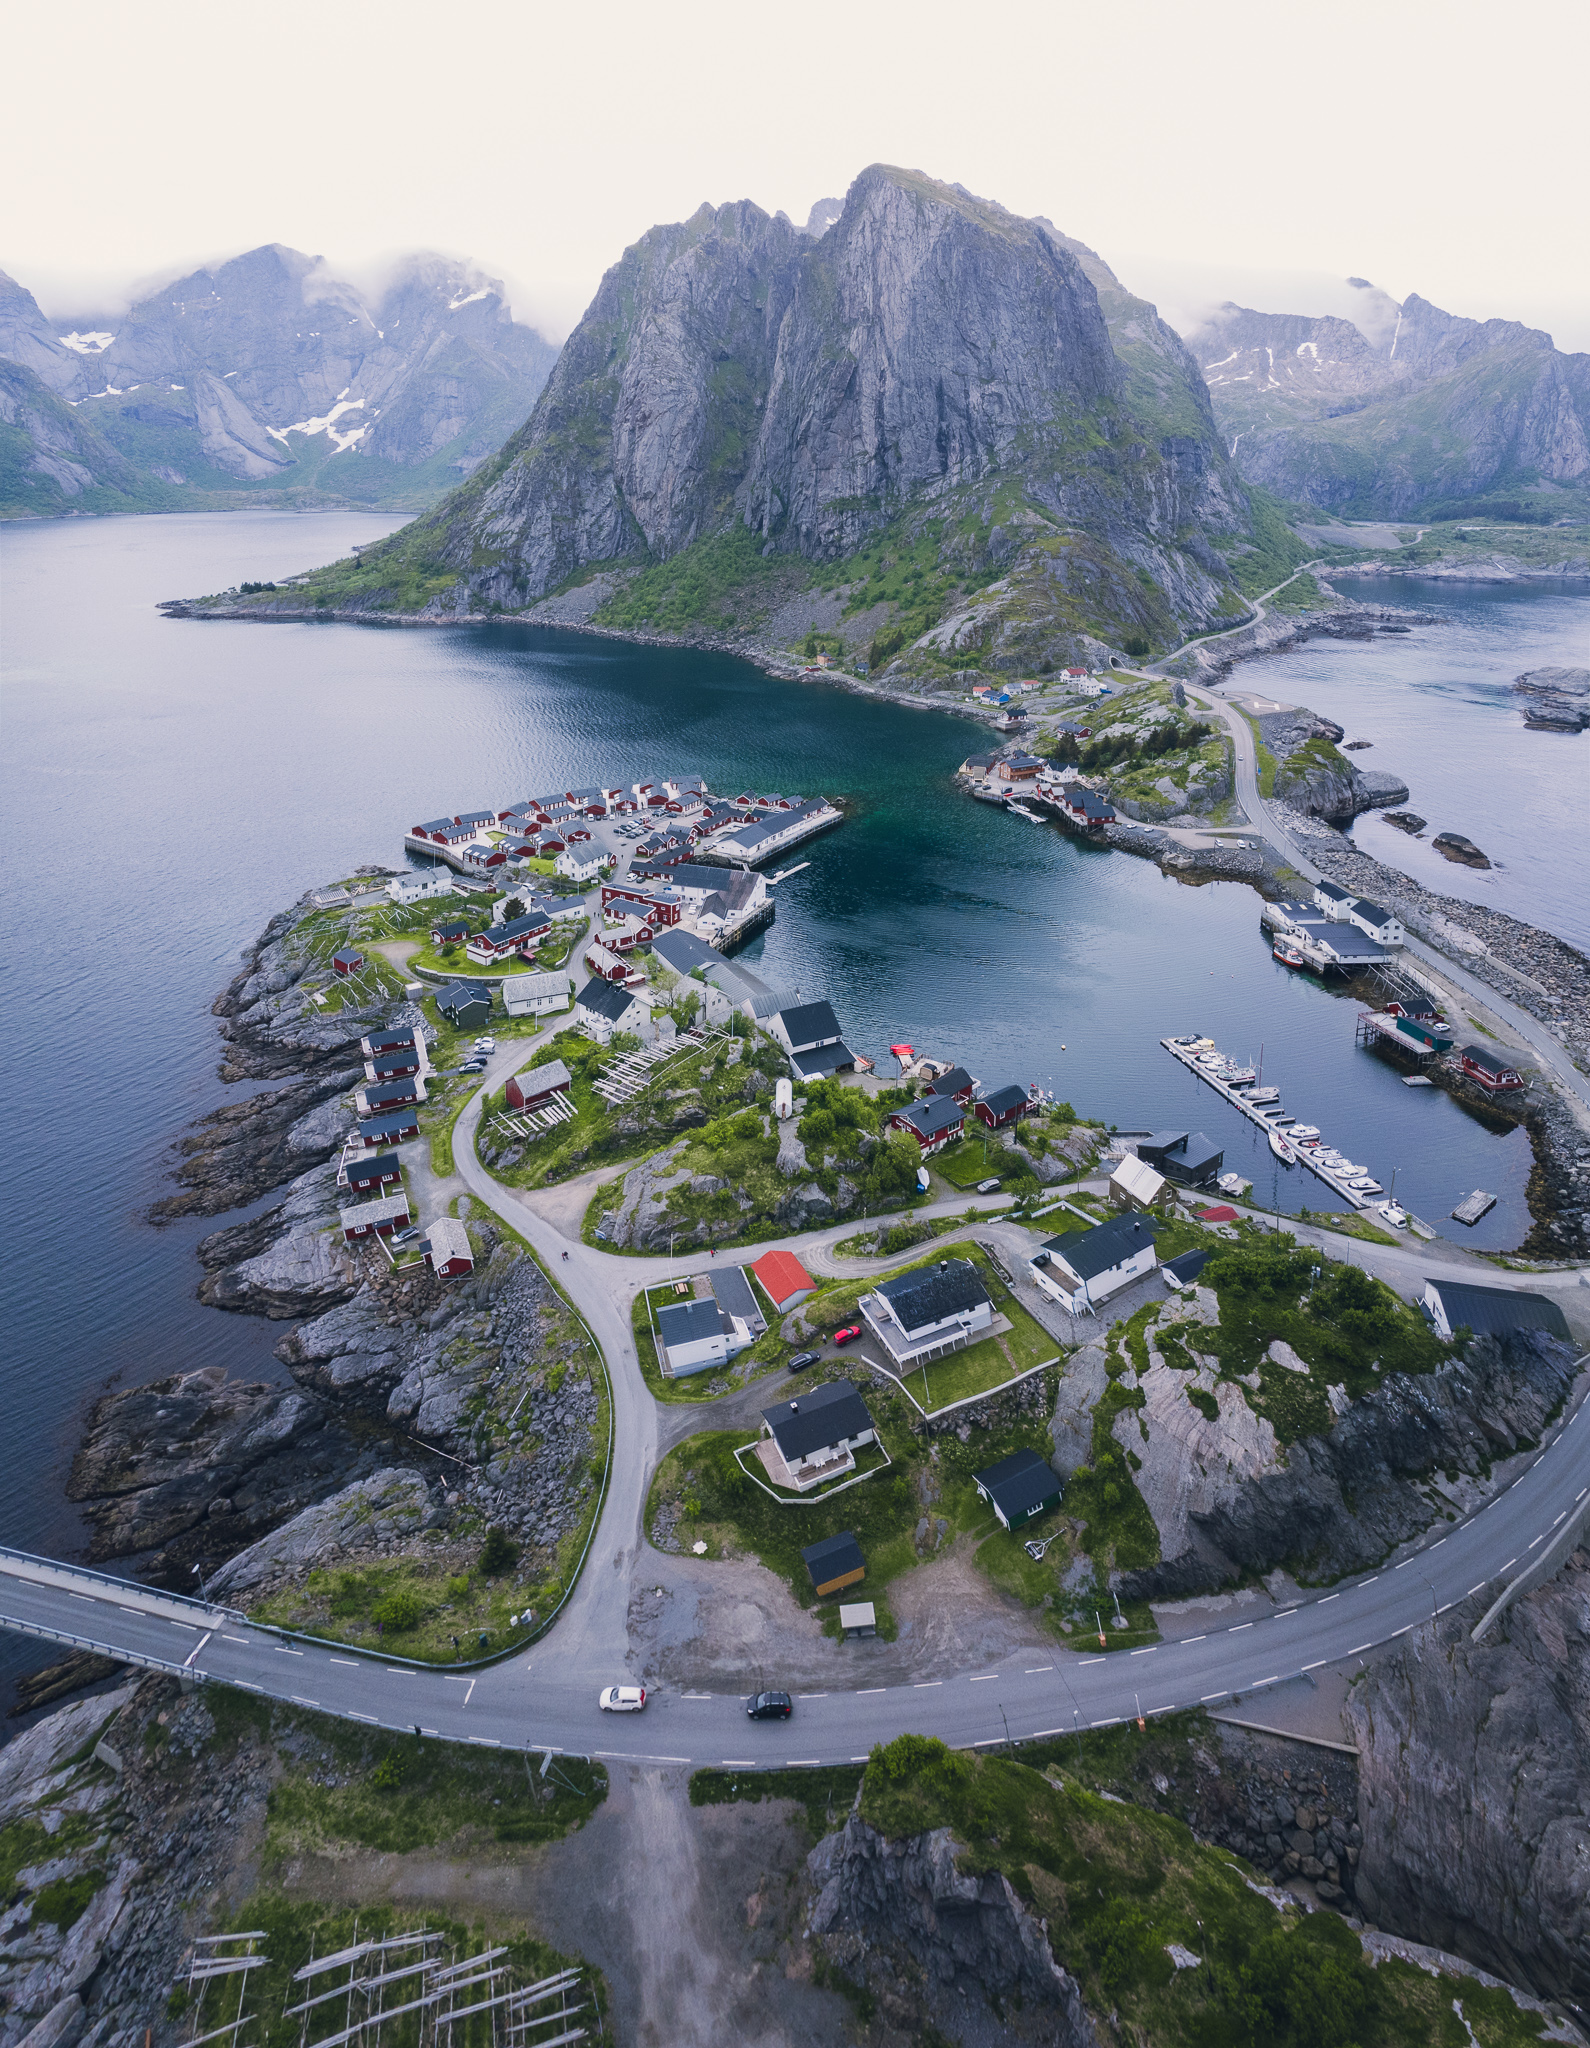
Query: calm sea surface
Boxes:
[
  {"xmin": 0, "ymin": 515, "xmax": 1578, "ymax": 1701},
  {"xmin": 1243, "ymin": 574, "xmax": 1589, "ymax": 951}
]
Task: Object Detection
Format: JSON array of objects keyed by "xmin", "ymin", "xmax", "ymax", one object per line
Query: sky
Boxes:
[{"xmin": 6, "ymin": 0, "xmax": 1587, "ymax": 352}]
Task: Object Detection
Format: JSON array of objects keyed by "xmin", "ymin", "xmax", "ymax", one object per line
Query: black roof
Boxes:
[
  {"xmin": 436, "ymin": 979, "xmax": 494, "ymax": 1014},
  {"xmin": 346, "ymin": 1150, "xmax": 402, "ymax": 1180},
  {"xmin": 929, "ymin": 1066, "xmax": 975, "ymax": 1097},
  {"xmin": 432, "ymin": 919, "xmax": 470, "ymax": 937},
  {"xmin": 762, "ymin": 1379, "xmax": 873, "ymax": 1460},
  {"xmin": 577, "ymin": 976, "xmax": 638, "ymax": 1022},
  {"xmin": 1163, "ymin": 1248, "xmax": 1211, "ymax": 1286},
  {"xmin": 973, "ymin": 1446, "xmax": 1060, "ymax": 1520},
  {"xmin": 778, "ymin": 1000, "xmax": 842, "ymax": 1048},
  {"xmin": 897, "ymin": 1094, "xmax": 965, "ymax": 1138},
  {"xmin": 790, "ymin": 1041, "xmax": 855, "ymax": 1079},
  {"xmin": 1352, "ymin": 898, "xmax": 1392, "ymax": 923},
  {"xmin": 1425, "ymin": 1280, "xmax": 1569, "ymax": 1342},
  {"xmin": 801, "ymin": 1531, "xmax": 864, "ymax": 1583},
  {"xmin": 1046, "ymin": 1213, "xmax": 1159, "ymax": 1282},
  {"xmin": 369, "ymin": 1049, "xmax": 419, "ymax": 1075},
  {"xmin": 979, "ymin": 1082, "xmax": 1029, "ymax": 1117},
  {"xmin": 1460, "ymin": 1043, "xmax": 1518, "ymax": 1074},
  {"xmin": 1316, "ymin": 880, "xmax": 1352, "ymax": 900},
  {"xmin": 875, "ymin": 1258, "xmax": 991, "ymax": 1336}
]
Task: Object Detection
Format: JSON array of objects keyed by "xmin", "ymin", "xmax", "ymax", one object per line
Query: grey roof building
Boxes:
[
  {"xmin": 1420, "ymin": 1279, "xmax": 1570, "ymax": 1344},
  {"xmin": 761, "ymin": 1380, "xmax": 874, "ymax": 1464}
]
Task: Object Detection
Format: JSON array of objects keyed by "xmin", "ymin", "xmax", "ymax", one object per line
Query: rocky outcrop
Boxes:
[
  {"xmin": 1347, "ymin": 1548, "xmax": 1590, "ymax": 2001},
  {"xmin": 1513, "ymin": 666, "xmax": 1590, "ymax": 732},
  {"xmin": 196, "ymin": 1161, "xmax": 354, "ymax": 1317},
  {"xmin": 64, "ymin": 1367, "xmax": 379, "ymax": 1580},
  {"xmin": 806, "ymin": 1814, "xmax": 1099, "ymax": 2043},
  {"xmin": 1259, "ymin": 709, "xmax": 1410, "ymax": 822},
  {"xmin": 149, "ymin": 1069, "xmax": 358, "ymax": 1222},
  {"xmin": 1432, "ymin": 831, "xmax": 1492, "ymax": 869},
  {"xmin": 207, "ymin": 1467, "xmax": 439, "ymax": 1601},
  {"xmin": 1120, "ymin": 1329, "xmax": 1580, "ymax": 1601}
]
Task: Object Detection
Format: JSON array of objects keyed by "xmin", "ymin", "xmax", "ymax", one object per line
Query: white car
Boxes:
[
  {"xmin": 474, "ymin": 1037, "xmax": 497, "ymax": 1054},
  {"xmin": 598, "ymin": 1684, "xmax": 647, "ymax": 1713}
]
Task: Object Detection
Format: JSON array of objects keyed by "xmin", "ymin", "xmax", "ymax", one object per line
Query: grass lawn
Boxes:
[
  {"xmin": 647, "ymin": 1380, "xmax": 1066, "ymax": 1624},
  {"xmin": 931, "ymin": 1134, "xmax": 1010, "ymax": 1189}
]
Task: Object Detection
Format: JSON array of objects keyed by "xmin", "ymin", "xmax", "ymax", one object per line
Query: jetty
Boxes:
[{"xmin": 1161, "ymin": 1036, "xmax": 1375, "ymax": 1209}]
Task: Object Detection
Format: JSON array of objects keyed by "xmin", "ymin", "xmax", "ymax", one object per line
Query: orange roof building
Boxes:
[{"xmin": 751, "ymin": 1248, "xmax": 817, "ymax": 1314}]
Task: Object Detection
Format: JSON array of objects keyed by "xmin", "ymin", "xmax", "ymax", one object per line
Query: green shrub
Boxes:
[
  {"xmin": 33, "ymin": 1870, "xmax": 105, "ymax": 1930},
  {"xmin": 479, "ymin": 1527, "xmax": 520, "ymax": 1577},
  {"xmin": 367, "ymin": 1753, "xmax": 405, "ymax": 1790},
  {"xmin": 370, "ymin": 1588, "xmax": 424, "ymax": 1632}
]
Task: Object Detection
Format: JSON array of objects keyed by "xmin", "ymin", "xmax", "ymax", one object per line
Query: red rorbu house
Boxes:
[
  {"xmin": 454, "ymin": 810, "xmax": 496, "ymax": 834},
  {"xmin": 975, "ymin": 1082, "xmax": 1032, "ymax": 1129},
  {"xmin": 344, "ymin": 1150, "xmax": 402, "ymax": 1193},
  {"xmin": 532, "ymin": 830, "xmax": 567, "ymax": 855},
  {"xmin": 506, "ymin": 1059, "xmax": 572, "ymax": 1113},
  {"xmin": 423, "ymin": 1217, "xmax": 475, "ymax": 1277},
  {"xmin": 885, "ymin": 1094, "xmax": 966, "ymax": 1156},
  {"xmin": 339, "ymin": 1190, "xmax": 412, "ymax": 1242},
  {"xmin": 585, "ymin": 941, "xmax": 631, "ymax": 982},
  {"xmin": 1460, "ymin": 1044, "xmax": 1526, "ymax": 1093},
  {"xmin": 412, "ymin": 818, "xmax": 474, "ymax": 847},
  {"xmin": 601, "ymin": 913, "xmax": 654, "ymax": 953},
  {"xmin": 461, "ymin": 841, "xmax": 508, "ymax": 869},
  {"xmin": 927, "ymin": 1066, "xmax": 977, "ymax": 1106},
  {"xmin": 431, "ymin": 918, "xmax": 471, "ymax": 947},
  {"xmin": 332, "ymin": 949, "xmax": 364, "ymax": 977}
]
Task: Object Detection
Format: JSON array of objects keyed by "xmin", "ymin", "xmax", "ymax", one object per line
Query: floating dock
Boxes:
[
  {"xmin": 1451, "ymin": 1189, "xmax": 1498, "ymax": 1226},
  {"xmin": 1161, "ymin": 1037, "xmax": 1372, "ymax": 1210}
]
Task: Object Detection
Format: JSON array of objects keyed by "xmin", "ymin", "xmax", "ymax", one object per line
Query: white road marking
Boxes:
[
  {"xmin": 223, "ymin": 1634, "xmax": 250, "ymax": 1644},
  {"xmin": 1393, "ymin": 1559, "xmax": 1414, "ymax": 1571},
  {"xmin": 276, "ymin": 1647, "xmax": 304, "ymax": 1656},
  {"xmin": 851, "ymin": 1756, "xmax": 868, "ymax": 1762},
  {"xmin": 237, "ymin": 1682, "xmax": 264, "ymax": 1693},
  {"xmin": 291, "ymin": 1695, "xmax": 320, "ymax": 1707},
  {"xmin": 1131, "ymin": 1648, "xmax": 1157, "ymax": 1657},
  {"xmin": 1350, "ymin": 1644, "xmax": 1373, "ymax": 1654},
  {"xmin": 1201, "ymin": 1693, "xmax": 1225, "ymax": 1703},
  {"xmin": 721, "ymin": 1759, "xmax": 757, "ymax": 1766},
  {"xmin": 797, "ymin": 1693, "xmax": 827, "ymax": 1699},
  {"xmin": 421, "ymin": 1727, "xmax": 439, "ymax": 1736},
  {"xmin": 1302, "ymin": 1661, "xmax": 1326, "ymax": 1672},
  {"xmin": 1500, "ymin": 1559, "xmax": 1517, "ymax": 1573},
  {"xmin": 973, "ymin": 1737, "xmax": 1002, "ymax": 1746},
  {"xmin": 968, "ymin": 1674, "xmax": 998, "ymax": 1683},
  {"xmin": 1393, "ymin": 1626, "xmax": 1412, "ymax": 1637},
  {"xmin": 786, "ymin": 1759, "xmax": 820, "ymax": 1766},
  {"xmin": 464, "ymin": 1679, "xmax": 475, "ymax": 1706},
  {"xmin": 1528, "ymin": 1534, "xmax": 1546, "ymax": 1550},
  {"xmin": 914, "ymin": 1681, "xmax": 942, "ymax": 1689},
  {"xmin": 1467, "ymin": 1584, "xmax": 1486, "ymax": 1597},
  {"xmin": 69, "ymin": 1593, "xmax": 94, "ymax": 1603},
  {"xmin": 1229, "ymin": 1623, "xmax": 1253, "ymax": 1632},
  {"xmin": 1316, "ymin": 1595, "xmax": 1339, "ymax": 1605},
  {"xmin": 1273, "ymin": 1608, "xmax": 1298, "ymax": 1617},
  {"xmin": 682, "ymin": 1694, "xmax": 713, "ymax": 1701},
  {"xmin": 1180, "ymin": 1635, "xmax": 1206, "ymax": 1644},
  {"xmin": 1359, "ymin": 1577, "xmax": 1380, "ymax": 1587},
  {"xmin": 349, "ymin": 1712, "xmax": 378, "ymax": 1723},
  {"xmin": 1091, "ymin": 1717, "xmax": 1121, "ymax": 1728},
  {"xmin": 1081, "ymin": 1657, "xmax": 1106, "ymax": 1666},
  {"xmin": 857, "ymin": 1687, "xmax": 886, "ymax": 1695},
  {"xmin": 467, "ymin": 1736, "xmax": 498, "ymax": 1747},
  {"xmin": 1254, "ymin": 1676, "xmax": 1279, "ymax": 1686},
  {"xmin": 1552, "ymin": 1511, "xmax": 1569, "ymax": 1528},
  {"xmin": 1024, "ymin": 1666, "xmax": 1054, "ymax": 1674},
  {"xmin": 330, "ymin": 1657, "xmax": 358, "ymax": 1666}
]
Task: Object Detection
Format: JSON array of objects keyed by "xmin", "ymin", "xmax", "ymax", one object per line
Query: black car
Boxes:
[
  {"xmin": 787, "ymin": 1351, "xmax": 818, "ymax": 1372},
  {"xmin": 747, "ymin": 1690, "xmax": 793, "ymax": 1721}
]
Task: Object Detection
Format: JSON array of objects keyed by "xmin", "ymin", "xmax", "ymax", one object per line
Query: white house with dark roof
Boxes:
[
  {"xmin": 1030, "ymin": 1214, "xmax": 1159, "ymax": 1314},
  {"xmin": 574, "ymin": 976, "xmax": 653, "ymax": 1044},
  {"xmin": 862, "ymin": 1258, "xmax": 994, "ymax": 1366},
  {"xmin": 655, "ymin": 1298, "xmax": 730, "ymax": 1377},
  {"xmin": 771, "ymin": 1001, "xmax": 854, "ymax": 1079},
  {"xmin": 1419, "ymin": 1279, "xmax": 1569, "ymax": 1344},
  {"xmin": 1347, "ymin": 898, "xmax": 1404, "ymax": 946},
  {"xmin": 1313, "ymin": 880, "xmax": 1355, "ymax": 921},
  {"xmin": 388, "ymin": 869, "xmax": 456, "ymax": 906},
  {"xmin": 758, "ymin": 1380, "xmax": 876, "ymax": 1492}
]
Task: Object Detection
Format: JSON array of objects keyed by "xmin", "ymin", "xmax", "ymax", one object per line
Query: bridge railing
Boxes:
[{"xmin": 0, "ymin": 1546, "xmax": 247, "ymax": 1624}]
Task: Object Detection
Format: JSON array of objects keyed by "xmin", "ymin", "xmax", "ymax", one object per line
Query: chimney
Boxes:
[{"xmin": 788, "ymin": 1400, "xmax": 798, "ymax": 1412}]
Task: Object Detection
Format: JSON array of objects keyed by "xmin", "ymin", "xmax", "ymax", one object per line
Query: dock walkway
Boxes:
[{"xmin": 1160, "ymin": 1037, "xmax": 1372, "ymax": 1209}]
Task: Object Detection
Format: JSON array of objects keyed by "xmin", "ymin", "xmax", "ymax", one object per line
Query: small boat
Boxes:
[
  {"xmin": 1351, "ymin": 1178, "xmax": 1384, "ymax": 1195},
  {"xmin": 1375, "ymin": 1200, "xmax": 1408, "ymax": 1229},
  {"xmin": 1244, "ymin": 1087, "xmax": 1280, "ymax": 1105},
  {"xmin": 1269, "ymin": 1130, "xmax": 1295, "ymax": 1164},
  {"xmin": 1273, "ymin": 940, "xmax": 1306, "ymax": 968},
  {"xmin": 1006, "ymin": 801, "xmax": 1043, "ymax": 822},
  {"xmin": 1289, "ymin": 1125, "xmax": 1320, "ymax": 1142},
  {"xmin": 1221, "ymin": 1066, "xmax": 1258, "ymax": 1085}
]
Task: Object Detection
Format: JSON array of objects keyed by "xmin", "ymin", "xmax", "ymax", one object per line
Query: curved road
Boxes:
[{"xmin": 4, "ymin": 1041, "xmax": 1588, "ymax": 1766}]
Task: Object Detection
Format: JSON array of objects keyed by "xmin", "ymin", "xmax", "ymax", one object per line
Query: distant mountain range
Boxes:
[
  {"xmin": 0, "ymin": 246, "xmax": 557, "ymax": 517},
  {"xmin": 1186, "ymin": 279, "xmax": 1590, "ymax": 520}
]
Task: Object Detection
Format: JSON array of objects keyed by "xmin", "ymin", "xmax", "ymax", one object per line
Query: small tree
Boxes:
[{"xmin": 479, "ymin": 1526, "xmax": 520, "ymax": 1577}]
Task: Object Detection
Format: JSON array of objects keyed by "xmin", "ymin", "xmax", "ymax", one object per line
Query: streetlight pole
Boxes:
[{"xmin": 191, "ymin": 1561, "xmax": 209, "ymax": 1607}]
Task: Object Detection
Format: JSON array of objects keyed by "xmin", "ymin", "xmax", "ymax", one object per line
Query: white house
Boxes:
[
  {"xmin": 574, "ymin": 976, "xmax": 654, "ymax": 1044},
  {"xmin": 555, "ymin": 848, "xmax": 608, "ymax": 884},
  {"xmin": 500, "ymin": 969, "xmax": 573, "ymax": 1019},
  {"xmin": 1312, "ymin": 880, "xmax": 1355, "ymax": 922},
  {"xmin": 388, "ymin": 870, "xmax": 455, "ymax": 906},
  {"xmin": 1109, "ymin": 1154, "xmax": 1167, "ymax": 1211},
  {"xmin": 1030, "ymin": 1214, "xmax": 1159, "ymax": 1315},
  {"xmin": 1347, "ymin": 897, "xmax": 1404, "ymax": 946},
  {"xmin": 769, "ymin": 999, "xmax": 854, "ymax": 1079},
  {"xmin": 758, "ymin": 1380, "xmax": 877, "ymax": 1492},
  {"xmin": 655, "ymin": 1298, "xmax": 731, "ymax": 1377},
  {"xmin": 862, "ymin": 1258, "xmax": 994, "ymax": 1367}
]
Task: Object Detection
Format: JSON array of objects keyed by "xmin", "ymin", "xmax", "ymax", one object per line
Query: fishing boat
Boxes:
[
  {"xmin": 1269, "ymin": 1130, "xmax": 1295, "ymax": 1164},
  {"xmin": 1273, "ymin": 939, "xmax": 1306, "ymax": 968},
  {"xmin": 1221, "ymin": 1065, "xmax": 1258, "ymax": 1085}
]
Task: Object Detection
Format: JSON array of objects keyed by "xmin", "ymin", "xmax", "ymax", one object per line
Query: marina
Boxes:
[{"xmin": 1161, "ymin": 1035, "xmax": 1384, "ymax": 1210}]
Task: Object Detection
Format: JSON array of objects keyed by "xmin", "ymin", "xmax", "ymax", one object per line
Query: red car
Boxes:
[{"xmin": 832, "ymin": 1325, "xmax": 862, "ymax": 1347}]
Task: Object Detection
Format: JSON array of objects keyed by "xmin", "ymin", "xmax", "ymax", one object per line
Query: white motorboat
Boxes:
[
  {"xmin": 1269, "ymin": 1130, "xmax": 1295, "ymax": 1164},
  {"xmin": 1221, "ymin": 1066, "xmax": 1258, "ymax": 1085},
  {"xmin": 1351, "ymin": 1178, "xmax": 1384, "ymax": 1195},
  {"xmin": 1289, "ymin": 1125, "xmax": 1320, "ymax": 1142},
  {"xmin": 1375, "ymin": 1200, "xmax": 1408, "ymax": 1228},
  {"xmin": 1244, "ymin": 1086, "xmax": 1280, "ymax": 1105}
]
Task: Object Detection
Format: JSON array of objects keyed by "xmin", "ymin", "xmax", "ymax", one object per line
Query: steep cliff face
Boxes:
[
  {"xmin": 0, "ymin": 248, "xmax": 558, "ymax": 514},
  {"xmin": 348, "ymin": 164, "xmax": 1254, "ymax": 653},
  {"xmin": 1120, "ymin": 1330, "xmax": 1578, "ymax": 1601},
  {"xmin": 1348, "ymin": 1550, "xmax": 1590, "ymax": 2002},
  {"xmin": 454, "ymin": 201, "xmax": 803, "ymax": 604},
  {"xmin": 1189, "ymin": 283, "xmax": 1590, "ymax": 517},
  {"xmin": 0, "ymin": 356, "xmax": 176, "ymax": 515}
]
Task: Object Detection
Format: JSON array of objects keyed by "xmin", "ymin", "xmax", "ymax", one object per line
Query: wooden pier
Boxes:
[{"xmin": 1160, "ymin": 1037, "xmax": 1372, "ymax": 1209}]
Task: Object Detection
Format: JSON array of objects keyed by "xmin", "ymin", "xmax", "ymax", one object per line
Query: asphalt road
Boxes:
[{"xmin": 4, "ymin": 1350, "xmax": 1585, "ymax": 1763}]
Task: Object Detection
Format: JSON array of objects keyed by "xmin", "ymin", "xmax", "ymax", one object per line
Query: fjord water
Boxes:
[
  {"xmin": 0, "ymin": 515, "xmax": 1565, "ymax": 1648},
  {"xmin": 1241, "ymin": 573, "xmax": 1590, "ymax": 952}
]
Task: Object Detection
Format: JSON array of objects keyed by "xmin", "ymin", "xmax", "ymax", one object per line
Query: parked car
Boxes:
[
  {"xmin": 473, "ymin": 1037, "xmax": 497, "ymax": 1054},
  {"xmin": 787, "ymin": 1351, "xmax": 819, "ymax": 1372},
  {"xmin": 747, "ymin": 1690, "xmax": 792, "ymax": 1721},
  {"xmin": 831, "ymin": 1325, "xmax": 862, "ymax": 1347},
  {"xmin": 598, "ymin": 1685, "xmax": 647, "ymax": 1713},
  {"xmin": 457, "ymin": 1059, "xmax": 487, "ymax": 1074},
  {"xmin": 976, "ymin": 1177, "xmax": 1002, "ymax": 1194}
]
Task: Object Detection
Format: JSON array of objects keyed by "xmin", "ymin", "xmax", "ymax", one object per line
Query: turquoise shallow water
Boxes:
[{"xmin": 0, "ymin": 511, "xmax": 1570, "ymax": 1699}]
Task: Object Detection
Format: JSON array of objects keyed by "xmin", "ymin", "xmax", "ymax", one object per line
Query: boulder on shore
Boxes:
[{"xmin": 1432, "ymin": 832, "xmax": 1491, "ymax": 869}]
